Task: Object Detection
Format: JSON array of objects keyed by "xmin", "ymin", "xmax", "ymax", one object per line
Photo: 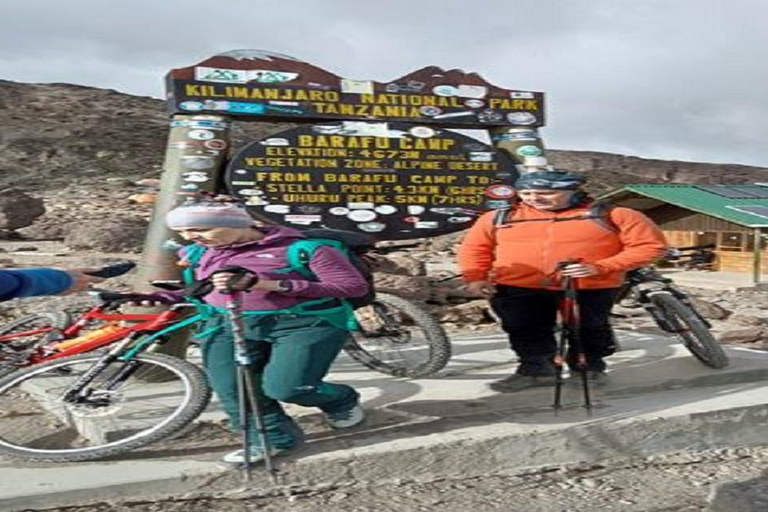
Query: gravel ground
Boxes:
[{"xmin": 30, "ymin": 447, "xmax": 768, "ymax": 512}]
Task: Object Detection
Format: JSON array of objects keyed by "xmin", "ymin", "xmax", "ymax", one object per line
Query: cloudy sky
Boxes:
[{"xmin": 2, "ymin": 0, "xmax": 766, "ymax": 167}]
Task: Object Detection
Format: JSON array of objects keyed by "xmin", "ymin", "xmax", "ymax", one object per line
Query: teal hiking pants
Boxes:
[{"xmin": 199, "ymin": 313, "xmax": 359, "ymax": 449}]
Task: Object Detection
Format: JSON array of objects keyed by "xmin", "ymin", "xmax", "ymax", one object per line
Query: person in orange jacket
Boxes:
[{"xmin": 458, "ymin": 170, "xmax": 667, "ymax": 392}]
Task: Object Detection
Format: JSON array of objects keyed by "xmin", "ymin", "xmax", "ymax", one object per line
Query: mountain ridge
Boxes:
[{"xmin": 0, "ymin": 79, "xmax": 765, "ymax": 195}]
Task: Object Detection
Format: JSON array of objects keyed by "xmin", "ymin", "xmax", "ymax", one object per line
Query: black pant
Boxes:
[{"xmin": 490, "ymin": 285, "xmax": 618, "ymax": 373}]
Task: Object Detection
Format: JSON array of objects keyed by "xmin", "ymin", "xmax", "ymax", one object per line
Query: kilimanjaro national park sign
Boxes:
[
  {"xmin": 166, "ymin": 50, "xmax": 545, "ymax": 128},
  {"xmin": 224, "ymin": 121, "xmax": 518, "ymax": 240}
]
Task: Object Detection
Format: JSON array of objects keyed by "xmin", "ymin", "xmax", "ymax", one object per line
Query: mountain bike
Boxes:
[
  {"xmin": 0, "ymin": 280, "xmax": 448, "ymax": 462},
  {"xmin": 342, "ymin": 241, "xmax": 451, "ymax": 378},
  {"xmin": 614, "ymin": 265, "xmax": 729, "ymax": 369},
  {"xmin": 346, "ymin": 292, "xmax": 451, "ymax": 378},
  {"xmin": 0, "ymin": 288, "xmax": 212, "ymax": 462}
]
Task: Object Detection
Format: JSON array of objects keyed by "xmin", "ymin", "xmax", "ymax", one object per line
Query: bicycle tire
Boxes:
[
  {"xmin": 649, "ymin": 292, "xmax": 729, "ymax": 369},
  {"xmin": 344, "ymin": 292, "xmax": 451, "ymax": 378},
  {"xmin": 0, "ymin": 311, "xmax": 71, "ymax": 377},
  {"xmin": 0, "ymin": 351, "xmax": 211, "ymax": 462}
]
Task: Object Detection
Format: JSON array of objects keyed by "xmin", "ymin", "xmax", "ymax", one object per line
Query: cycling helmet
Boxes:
[{"xmin": 514, "ymin": 170, "xmax": 586, "ymax": 190}]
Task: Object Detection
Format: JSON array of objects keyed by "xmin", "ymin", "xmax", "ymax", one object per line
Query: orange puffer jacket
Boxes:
[{"xmin": 457, "ymin": 203, "xmax": 667, "ymax": 290}]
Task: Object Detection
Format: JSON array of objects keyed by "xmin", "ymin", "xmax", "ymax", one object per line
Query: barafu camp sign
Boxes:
[{"xmin": 225, "ymin": 121, "xmax": 517, "ymax": 240}]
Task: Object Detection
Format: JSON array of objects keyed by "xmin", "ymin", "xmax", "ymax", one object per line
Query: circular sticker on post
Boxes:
[
  {"xmin": 516, "ymin": 145, "xmax": 543, "ymax": 157},
  {"xmin": 485, "ymin": 184, "xmax": 516, "ymax": 199},
  {"xmin": 374, "ymin": 205, "xmax": 397, "ymax": 215},
  {"xmin": 204, "ymin": 139, "xmax": 228, "ymax": 150},
  {"xmin": 464, "ymin": 99, "xmax": 485, "ymax": 108},
  {"xmin": 188, "ymin": 129, "xmax": 215, "ymax": 141},
  {"xmin": 182, "ymin": 171, "xmax": 210, "ymax": 183},
  {"xmin": 409, "ymin": 126, "xmax": 436, "ymax": 138},
  {"xmin": 348, "ymin": 210, "xmax": 377, "ymax": 222},
  {"xmin": 181, "ymin": 156, "xmax": 216, "ymax": 170},
  {"xmin": 180, "ymin": 101, "xmax": 204, "ymax": 111},
  {"xmin": 433, "ymin": 85, "xmax": 458, "ymax": 97},
  {"xmin": 264, "ymin": 205, "xmax": 290, "ymax": 214},
  {"xmin": 419, "ymin": 106, "xmax": 442, "ymax": 117},
  {"xmin": 329, "ymin": 207, "xmax": 350, "ymax": 216},
  {"xmin": 358, "ymin": 222, "xmax": 386, "ymax": 233},
  {"xmin": 507, "ymin": 112, "xmax": 537, "ymax": 125},
  {"xmin": 238, "ymin": 189, "xmax": 263, "ymax": 196}
]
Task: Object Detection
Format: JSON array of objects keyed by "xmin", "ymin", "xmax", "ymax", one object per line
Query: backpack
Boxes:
[
  {"xmin": 492, "ymin": 201, "xmax": 618, "ymax": 233},
  {"xmin": 181, "ymin": 228, "xmax": 377, "ymax": 310},
  {"xmin": 273, "ymin": 228, "xmax": 377, "ymax": 309}
]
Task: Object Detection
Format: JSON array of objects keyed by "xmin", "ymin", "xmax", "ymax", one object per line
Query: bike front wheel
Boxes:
[
  {"xmin": 650, "ymin": 292, "xmax": 729, "ymax": 369},
  {"xmin": 345, "ymin": 292, "xmax": 451, "ymax": 378},
  {"xmin": 0, "ymin": 311, "xmax": 71, "ymax": 378},
  {"xmin": 0, "ymin": 352, "xmax": 211, "ymax": 462}
]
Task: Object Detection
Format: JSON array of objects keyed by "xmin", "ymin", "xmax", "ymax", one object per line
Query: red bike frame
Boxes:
[{"xmin": 0, "ymin": 304, "xmax": 185, "ymax": 367}]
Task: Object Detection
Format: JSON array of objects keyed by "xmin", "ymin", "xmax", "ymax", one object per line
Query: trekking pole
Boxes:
[
  {"xmin": 563, "ymin": 273, "xmax": 592, "ymax": 415},
  {"xmin": 213, "ymin": 267, "xmax": 278, "ymax": 485},
  {"xmin": 553, "ymin": 259, "xmax": 592, "ymax": 415}
]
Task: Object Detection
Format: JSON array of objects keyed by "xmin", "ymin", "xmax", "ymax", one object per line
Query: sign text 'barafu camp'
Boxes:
[{"xmin": 224, "ymin": 121, "xmax": 519, "ymax": 239}]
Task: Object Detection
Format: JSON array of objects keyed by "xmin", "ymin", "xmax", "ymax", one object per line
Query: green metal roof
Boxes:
[{"xmin": 600, "ymin": 184, "xmax": 768, "ymax": 228}]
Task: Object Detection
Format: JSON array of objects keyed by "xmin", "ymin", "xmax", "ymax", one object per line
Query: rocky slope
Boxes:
[{"xmin": 3, "ymin": 79, "xmax": 768, "ymax": 345}]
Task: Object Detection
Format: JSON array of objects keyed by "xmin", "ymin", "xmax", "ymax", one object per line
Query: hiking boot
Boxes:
[
  {"xmin": 324, "ymin": 404, "xmax": 365, "ymax": 429},
  {"xmin": 222, "ymin": 444, "xmax": 298, "ymax": 465},
  {"xmin": 489, "ymin": 374, "xmax": 556, "ymax": 393}
]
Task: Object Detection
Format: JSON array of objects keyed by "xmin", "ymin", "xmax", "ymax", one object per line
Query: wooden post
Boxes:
[
  {"xmin": 132, "ymin": 114, "xmax": 232, "ymax": 359},
  {"xmin": 753, "ymin": 228, "xmax": 762, "ymax": 285},
  {"xmin": 488, "ymin": 127, "xmax": 547, "ymax": 173}
]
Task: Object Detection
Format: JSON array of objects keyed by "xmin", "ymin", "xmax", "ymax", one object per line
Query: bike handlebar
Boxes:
[
  {"xmin": 83, "ymin": 261, "xmax": 137, "ymax": 278},
  {"xmin": 673, "ymin": 244, "xmax": 716, "ymax": 252}
]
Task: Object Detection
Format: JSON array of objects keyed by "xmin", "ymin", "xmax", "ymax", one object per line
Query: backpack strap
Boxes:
[
  {"xmin": 181, "ymin": 244, "xmax": 207, "ymax": 286},
  {"xmin": 275, "ymin": 239, "xmax": 346, "ymax": 278},
  {"xmin": 492, "ymin": 207, "xmax": 512, "ymax": 228},
  {"xmin": 584, "ymin": 202, "xmax": 619, "ymax": 233},
  {"xmin": 491, "ymin": 202, "xmax": 618, "ymax": 233}
]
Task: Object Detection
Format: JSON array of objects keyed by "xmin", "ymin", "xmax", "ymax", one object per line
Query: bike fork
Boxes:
[{"xmin": 60, "ymin": 334, "xmax": 141, "ymax": 402}]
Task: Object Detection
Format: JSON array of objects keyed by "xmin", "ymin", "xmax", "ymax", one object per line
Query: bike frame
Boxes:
[
  {"xmin": 621, "ymin": 267, "xmax": 712, "ymax": 331},
  {"xmin": 1, "ymin": 303, "xmax": 190, "ymax": 367}
]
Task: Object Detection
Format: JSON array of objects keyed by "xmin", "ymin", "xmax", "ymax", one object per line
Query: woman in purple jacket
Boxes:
[{"xmin": 161, "ymin": 200, "xmax": 368, "ymax": 464}]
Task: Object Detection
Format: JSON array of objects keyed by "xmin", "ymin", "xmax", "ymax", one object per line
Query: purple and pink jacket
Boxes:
[{"xmin": 154, "ymin": 226, "xmax": 369, "ymax": 311}]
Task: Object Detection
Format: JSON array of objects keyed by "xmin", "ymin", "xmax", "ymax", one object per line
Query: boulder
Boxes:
[
  {"xmin": 0, "ymin": 188, "xmax": 45, "ymax": 229},
  {"xmin": 690, "ymin": 298, "xmax": 731, "ymax": 320},
  {"xmin": 439, "ymin": 300, "xmax": 495, "ymax": 325},
  {"xmin": 716, "ymin": 326, "xmax": 767, "ymax": 344},
  {"xmin": 374, "ymin": 273, "xmax": 432, "ymax": 302},
  {"xmin": 428, "ymin": 231, "xmax": 465, "ymax": 253},
  {"xmin": 728, "ymin": 314, "xmax": 768, "ymax": 327},
  {"xmin": 128, "ymin": 193, "xmax": 157, "ymax": 204},
  {"xmin": 63, "ymin": 217, "xmax": 148, "ymax": 252},
  {"xmin": 374, "ymin": 253, "xmax": 426, "ymax": 276}
]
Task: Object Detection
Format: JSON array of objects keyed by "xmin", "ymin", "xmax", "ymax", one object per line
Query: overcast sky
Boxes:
[{"xmin": 2, "ymin": 0, "xmax": 767, "ymax": 167}]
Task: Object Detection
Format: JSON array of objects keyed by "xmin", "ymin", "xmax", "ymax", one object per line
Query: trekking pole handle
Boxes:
[
  {"xmin": 555, "ymin": 258, "xmax": 583, "ymax": 271},
  {"xmin": 209, "ymin": 266, "xmax": 259, "ymax": 294}
]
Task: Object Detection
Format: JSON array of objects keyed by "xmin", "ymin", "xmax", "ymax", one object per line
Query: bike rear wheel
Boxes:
[
  {"xmin": 345, "ymin": 292, "xmax": 451, "ymax": 378},
  {"xmin": 0, "ymin": 352, "xmax": 211, "ymax": 462},
  {"xmin": 0, "ymin": 311, "xmax": 71, "ymax": 377},
  {"xmin": 650, "ymin": 292, "xmax": 729, "ymax": 369}
]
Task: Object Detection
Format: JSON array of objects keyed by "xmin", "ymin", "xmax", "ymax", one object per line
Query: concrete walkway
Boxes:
[{"xmin": 2, "ymin": 330, "xmax": 768, "ymax": 510}]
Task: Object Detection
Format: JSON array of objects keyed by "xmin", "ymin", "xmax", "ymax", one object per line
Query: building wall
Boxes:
[{"xmin": 645, "ymin": 204, "xmax": 766, "ymax": 273}]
